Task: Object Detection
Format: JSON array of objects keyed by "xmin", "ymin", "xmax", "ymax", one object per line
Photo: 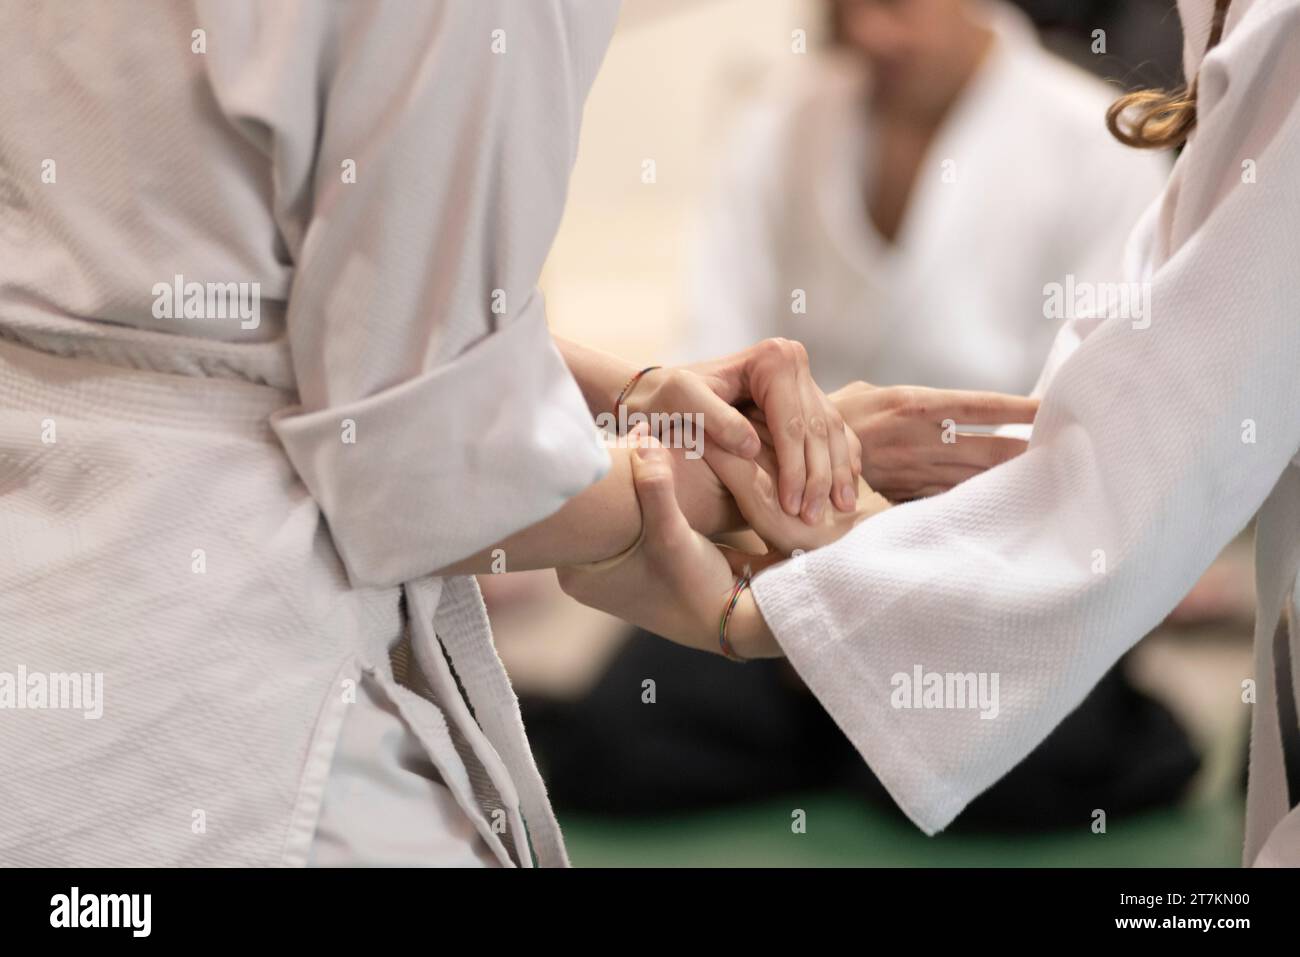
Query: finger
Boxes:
[
  {"xmin": 897, "ymin": 484, "xmax": 956, "ymax": 501},
  {"xmin": 707, "ymin": 446, "xmax": 842, "ymax": 557},
  {"xmin": 826, "ymin": 413, "xmax": 857, "ymax": 513},
  {"xmin": 756, "ymin": 364, "xmax": 808, "ymax": 518},
  {"xmin": 936, "ymin": 434, "xmax": 1029, "ymax": 470},
  {"xmin": 704, "ymin": 446, "xmax": 783, "ymax": 538},
  {"xmin": 678, "ymin": 376, "xmax": 761, "ymax": 457},
  {"xmin": 797, "ymin": 370, "xmax": 834, "ymax": 524},
  {"xmin": 847, "ymin": 425, "xmax": 863, "ymax": 482},
  {"xmin": 748, "ymin": 416, "xmax": 774, "ymax": 449},
  {"xmin": 880, "ymin": 463, "xmax": 985, "ymax": 501},
  {"xmin": 938, "ymin": 391, "xmax": 1040, "ymax": 425},
  {"xmin": 630, "ymin": 443, "xmax": 692, "ymax": 549}
]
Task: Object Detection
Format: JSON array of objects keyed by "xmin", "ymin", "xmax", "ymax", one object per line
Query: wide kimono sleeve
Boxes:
[
  {"xmin": 207, "ymin": 0, "xmax": 621, "ymax": 587},
  {"xmin": 750, "ymin": 5, "xmax": 1300, "ymax": 834}
]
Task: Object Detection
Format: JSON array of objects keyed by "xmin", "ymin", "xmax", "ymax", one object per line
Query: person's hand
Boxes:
[
  {"xmin": 556, "ymin": 438, "xmax": 781, "ymax": 659},
  {"xmin": 705, "ymin": 444, "xmax": 888, "ymax": 556},
  {"xmin": 662, "ymin": 441, "xmax": 743, "ymax": 538},
  {"xmin": 624, "ymin": 338, "xmax": 863, "ymax": 525},
  {"xmin": 829, "ymin": 382, "xmax": 1038, "ymax": 501}
]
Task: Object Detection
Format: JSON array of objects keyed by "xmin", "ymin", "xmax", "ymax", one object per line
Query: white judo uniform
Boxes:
[
  {"xmin": 686, "ymin": 0, "xmax": 1170, "ymax": 394},
  {"xmin": 751, "ymin": 0, "xmax": 1300, "ymax": 865},
  {"xmin": 0, "ymin": 0, "xmax": 619, "ymax": 866}
]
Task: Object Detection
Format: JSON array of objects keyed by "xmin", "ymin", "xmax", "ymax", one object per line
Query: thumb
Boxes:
[{"xmin": 630, "ymin": 441, "xmax": 691, "ymax": 548}]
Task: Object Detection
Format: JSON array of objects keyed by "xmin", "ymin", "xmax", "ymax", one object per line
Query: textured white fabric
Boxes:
[
  {"xmin": 0, "ymin": 0, "xmax": 620, "ymax": 866},
  {"xmin": 308, "ymin": 672, "xmax": 501, "ymax": 868},
  {"xmin": 682, "ymin": 0, "xmax": 1170, "ymax": 394},
  {"xmin": 752, "ymin": 0, "xmax": 1300, "ymax": 865}
]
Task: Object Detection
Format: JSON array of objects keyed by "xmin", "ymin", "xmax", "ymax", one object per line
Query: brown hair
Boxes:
[{"xmin": 1106, "ymin": 0, "xmax": 1232, "ymax": 150}]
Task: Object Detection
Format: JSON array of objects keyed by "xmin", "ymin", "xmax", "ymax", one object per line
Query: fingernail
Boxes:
[
  {"xmin": 806, "ymin": 499, "xmax": 824, "ymax": 523},
  {"xmin": 636, "ymin": 443, "xmax": 656, "ymax": 460},
  {"xmin": 739, "ymin": 433, "xmax": 761, "ymax": 457},
  {"xmin": 840, "ymin": 483, "xmax": 856, "ymax": 507},
  {"xmin": 787, "ymin": 490, "xmax": 802, "ymax": 514}
]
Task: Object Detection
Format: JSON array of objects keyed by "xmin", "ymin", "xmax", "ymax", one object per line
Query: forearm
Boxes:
[
  {"xmin": 436, "ymin": 447, "xmax": 641, "ymax": 575},
  {"xmin": 554, "ymin": 335, "xmax": 638, "ymax": 418},
  {"xmin": 438, "ymin": 440, "xmax": 746, "ymax": 575}
]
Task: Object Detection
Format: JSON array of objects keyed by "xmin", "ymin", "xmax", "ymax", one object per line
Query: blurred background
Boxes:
[{"xmin": 492, "ymin": 0, "xmax": 1256, "ymax": 865}]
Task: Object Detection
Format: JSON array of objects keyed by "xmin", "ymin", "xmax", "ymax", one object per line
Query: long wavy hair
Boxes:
[{"xmin": 1106, "ymin": 0, "xmax": 1232, "ymax": 149}]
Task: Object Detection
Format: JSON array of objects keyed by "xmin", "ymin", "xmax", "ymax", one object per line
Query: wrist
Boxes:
[
  {"xmin": 725, "ymin": 589, "xmax": 780, "ymax": 660},
  {"xmin": 596, "ymin": 363, "xmax": 639, "ymax": 421},
  {"xmin": 557, "ymin": 337, "xmax": 639, "ymax": 418},
  {"xmin": 614, "ymin": 365, "xmax": 664, "ymax": 418},
  {"xmin": 575, "ymin": 445, "xmax": 645, "ymax": 566}
]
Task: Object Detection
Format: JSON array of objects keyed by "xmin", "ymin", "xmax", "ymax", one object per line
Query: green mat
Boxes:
[{"xmin": 559, "ymin": 790, "xmax": 1245, "ymax": 867}]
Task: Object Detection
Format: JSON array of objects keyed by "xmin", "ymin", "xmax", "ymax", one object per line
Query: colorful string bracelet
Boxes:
[
  {"xmin": 719, "ymin": 568, "xmax": 753, "ymax": 663},
  {"xmin": 613, "ymin": 365, "xmax": 662, "ymax": 413}
]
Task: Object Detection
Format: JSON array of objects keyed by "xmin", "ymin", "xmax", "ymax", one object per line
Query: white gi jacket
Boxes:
[
  {"xmin": 0, "ymin": 0, "xmax": 619, "ymax": 866},
  {"xmin": 751, "ymin": 0, "xmax": 1300, "ymax": 866}
]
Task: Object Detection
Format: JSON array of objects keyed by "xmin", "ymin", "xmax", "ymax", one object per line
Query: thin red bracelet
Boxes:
[
  {"xmin": 613, "ymin": 365, "xmax": 662, "ymax": 413},
  {"xmin": 719, "ymin": 569, "xmax": 753, "ymax": 663}
]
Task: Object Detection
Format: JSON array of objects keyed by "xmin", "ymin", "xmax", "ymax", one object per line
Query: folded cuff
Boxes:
[{"xmin": 272, "ymin": 296, "xmax": 610, "ymax": 588}]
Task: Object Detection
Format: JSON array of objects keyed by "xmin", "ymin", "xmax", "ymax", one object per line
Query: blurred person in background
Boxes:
[
  {"xmin": 523, "ymin": 0, "xmax": 1210, "ymax": 828},
  {"xmin": 687, "ymin": 0, "xmax": 1168, "ymax": 396}
]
